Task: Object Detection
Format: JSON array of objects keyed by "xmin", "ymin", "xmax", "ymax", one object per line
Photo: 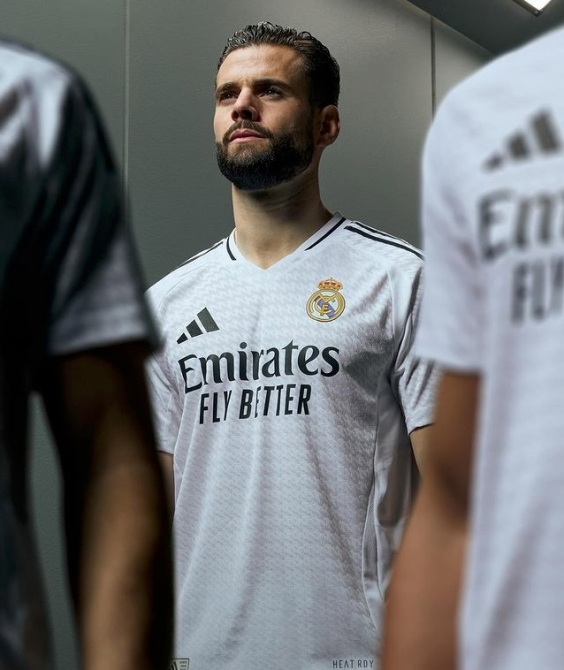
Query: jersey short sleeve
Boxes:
[
  {"xmin": 390, "ymin": 264, "xmax": 438, "ymax": 434},
  {"xmin": 0, "ymin": 45, "xmax": 157, "ymax": 359},
  {"xmin": 415, "ymin": 101, "xmax": 485, "ymax": 371},
  {"xmin": 145, "ymin": 342, "xmax": 181, "ymax": 455},
  {"xmin": 48, "ymin": 225, "xmax": 156, "ymax": 356}
]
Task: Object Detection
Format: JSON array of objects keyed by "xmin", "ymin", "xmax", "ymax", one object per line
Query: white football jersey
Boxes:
[
  {"xmin": 417, "ymin": 25, "xmax": 564, "ymax": 670},
  {"xmin": 147, "ymin": 213, "xmax": 436, "ymax": 670}
]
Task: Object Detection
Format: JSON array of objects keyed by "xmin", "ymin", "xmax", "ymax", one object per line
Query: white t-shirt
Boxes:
[
  {"xmin": 416, "ymin": 25, "xmax": 564, "ymax": 670},
  {"xmin": 147, "ymin": 213, "xmax": 437, "ymax": 670},
  {"xmin": 0, "ymin": 40, "xmax": 156, "ymax": 670}
]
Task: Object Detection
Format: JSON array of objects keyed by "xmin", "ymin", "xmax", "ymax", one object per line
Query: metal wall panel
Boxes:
[{"xmin": 434, "ymin": 18, "xmax": 492, "ymax": 111}]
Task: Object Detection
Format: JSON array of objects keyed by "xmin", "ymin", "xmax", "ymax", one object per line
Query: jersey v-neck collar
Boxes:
[{"xmin": 224, "ymin": 212, "xmax": 347, "ymax": 270}]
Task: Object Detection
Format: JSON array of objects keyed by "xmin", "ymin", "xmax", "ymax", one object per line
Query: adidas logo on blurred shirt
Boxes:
[{"xmin": 483, "ymin": 110, "xmax": 562, "ymax": 171}]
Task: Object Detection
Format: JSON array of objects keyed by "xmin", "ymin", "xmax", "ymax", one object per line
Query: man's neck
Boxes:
[{"xmin": 231, "ymin": 176, "xmax": 333, "ymax": 269}]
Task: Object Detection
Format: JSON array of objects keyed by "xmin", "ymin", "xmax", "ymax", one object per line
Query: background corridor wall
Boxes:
[{"xmin": 1, "ymin": 1, "xmax": 489, "ymax": 668}]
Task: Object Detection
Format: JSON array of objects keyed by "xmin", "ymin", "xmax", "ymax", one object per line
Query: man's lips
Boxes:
[{"xmin": 229, "ymin": 129, "xmax": 266, "ymax": 142}]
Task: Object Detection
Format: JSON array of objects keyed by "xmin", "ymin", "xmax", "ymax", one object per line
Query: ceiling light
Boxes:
[{"xmin": 512, "ymin": 0, "xmax": 556, "ymax": 15}]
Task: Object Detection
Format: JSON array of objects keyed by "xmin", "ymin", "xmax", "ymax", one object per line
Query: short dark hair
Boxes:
[{"xmin": 217, "ymin": 21, "xmax": 340, "ymax": 109}]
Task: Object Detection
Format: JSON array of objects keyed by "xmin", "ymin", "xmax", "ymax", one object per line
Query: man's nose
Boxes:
[{"xmin": 231, "ymin": 90, "xmax": 259, "ymax": 121}]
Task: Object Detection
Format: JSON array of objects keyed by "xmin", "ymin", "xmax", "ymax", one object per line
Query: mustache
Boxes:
[{"xmin": 223, "ymin": 120, "xmax": 274, "ymax": 144}]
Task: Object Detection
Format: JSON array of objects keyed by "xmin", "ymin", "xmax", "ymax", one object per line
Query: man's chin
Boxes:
[{"xmin": 226, "ymin": 145, "xmax": 269, "ymax": 162}]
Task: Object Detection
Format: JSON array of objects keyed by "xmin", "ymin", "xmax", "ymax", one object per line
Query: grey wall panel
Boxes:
[
  {"xmin": 128, "ymin": 0, "xmax": 434, "ymax": 287},
  {"xmin": 127, "ymin": 0, "xmax": 224, "ymax": 285},
  {"xmin": 1, "ymin": 4, "xmax": 126, "ymax": 670},
  {"xmin": 327, "ymin": 0, "xmax": 433, "ymax": 246},
  {"xmin": 434, "ymin": 18, "xmax": 492, "ymax": 110}
]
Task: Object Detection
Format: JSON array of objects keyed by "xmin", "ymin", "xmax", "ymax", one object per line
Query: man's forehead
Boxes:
[{"xmin": 216, "ymin": 44, "xmax": 304, "ymax": 87}]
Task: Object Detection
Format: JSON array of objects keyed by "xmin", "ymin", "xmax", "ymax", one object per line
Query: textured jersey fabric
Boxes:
[
  {"xmin": 0, "ymin": 40, "xmax": 156, "ymax": 670},
  {"xmin": 416, "ymin": 25, "xmax": 564, "ymax": 670},
  {"xmin": 147, "ymin": 213, "xmax": 437, "ymax": 669}
]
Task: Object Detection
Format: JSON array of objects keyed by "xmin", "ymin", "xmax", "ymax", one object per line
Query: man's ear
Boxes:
[{"xmin": 316, "ymin": 105, "xmax": 340, "ymax": 148}]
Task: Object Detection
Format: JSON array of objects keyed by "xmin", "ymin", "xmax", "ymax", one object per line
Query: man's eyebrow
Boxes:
[
  {"xmin": 215, "ymin": 82, "xmax": 236, "ymax": 97},
  {"xmin": 215, "ymin": 78, "xmax": 292, "ymax": 95},
  {"xmin": 254, "ymin": 78, "xmax": 292, "ymax": 91}
]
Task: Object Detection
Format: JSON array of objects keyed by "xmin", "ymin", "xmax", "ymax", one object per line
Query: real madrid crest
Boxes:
[{"xmin": 306, "ymin": 278, "xmax": 346, "ymax": 322}]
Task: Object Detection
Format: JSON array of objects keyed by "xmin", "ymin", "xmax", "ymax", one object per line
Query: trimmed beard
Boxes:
[{"xmin": 216, "ymin": 122, "xmax": 315, "ymax": 191}]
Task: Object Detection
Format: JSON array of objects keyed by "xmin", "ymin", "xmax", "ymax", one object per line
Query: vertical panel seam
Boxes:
[
  {"xmin": 123, "ymin": 0, "xmax": 131, "ymax": 202},
  {"xmin": 431, "ymin": 16, "xmax": 437, "ymax": 118}
]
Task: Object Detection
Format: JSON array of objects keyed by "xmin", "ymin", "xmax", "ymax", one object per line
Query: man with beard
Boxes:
[{"xmin": 146, "ymin": 22, "xmax": 437, "ymax": 670}]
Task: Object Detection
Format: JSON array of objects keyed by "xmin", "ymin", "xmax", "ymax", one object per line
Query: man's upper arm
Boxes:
[
  {"xmin": 41, "ymin": 341, "xmax": 156, "ymax": 462},
  {"xmin": 409, "ymin": 424, "xmax": 431, "ymax": 476},
  {"xmin": 144, "ymin": 342, "xmax": 180, "ymax": 515},
  {"xmin": 158, "ymin": 452, "xmax": 175, "ymax": 515},
  {"xmin": 145, "ymin": 349, "xmax": 179, "ymax": 456},
  {"xmin": 427, "ymin": 370, "xmax": 480, "ymax": 514},
  {"xmin": 381, "ymin": 370, "xmax": 478, "ymax": 670}
]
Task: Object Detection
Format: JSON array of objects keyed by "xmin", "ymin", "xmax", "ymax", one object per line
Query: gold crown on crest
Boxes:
[{"xmin": 317, "ymin": 278, "xmax": 343, "ymax": 292}]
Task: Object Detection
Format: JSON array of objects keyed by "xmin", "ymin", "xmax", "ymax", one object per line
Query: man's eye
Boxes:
[
  {"xmin": 218, "ymin": 91, "xmax": 236, "ymax": 102},
  {"xmin": 263, "ymin": 88, "xmax": 281, "ymax": 97}
]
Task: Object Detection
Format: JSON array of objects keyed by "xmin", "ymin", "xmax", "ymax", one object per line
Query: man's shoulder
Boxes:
[
  {"xmin": 0, "ymin": 39, "xmax": 79, "ymax": 99},
  {"xmin": 339, "ymin": 218, "xmax": 424, "ymax": 272},
  {"xmin": 0, "ymin": 40, "xmax": 99, "ymax": 172},
  {"xmin": 435, "ymin": 25, "xmax": 564, "ymax": 125},
  {"xmin": 425, "ymin": 24, "xmax": 564, "ymax": 205},
  {"xmin": 146, "ymin": 238, "xmax": 227, "ymax": 311}
]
